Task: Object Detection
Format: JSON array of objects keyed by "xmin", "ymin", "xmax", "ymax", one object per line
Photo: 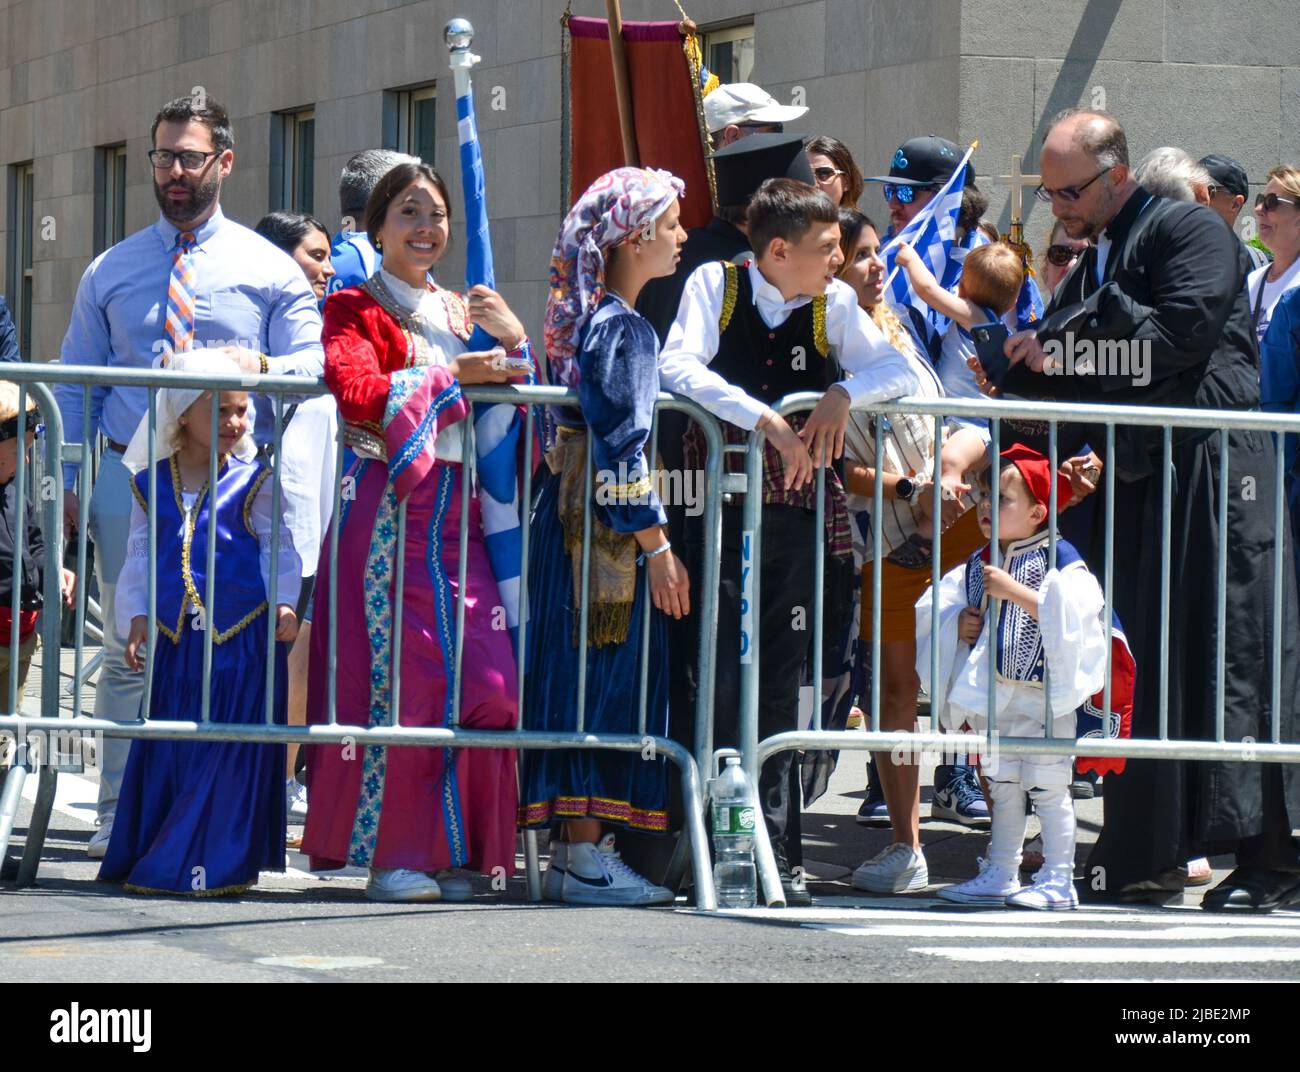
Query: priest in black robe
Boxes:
[{"xmin": 1001, "ymin": 108, "xmax": 1300, "ymax": 913}]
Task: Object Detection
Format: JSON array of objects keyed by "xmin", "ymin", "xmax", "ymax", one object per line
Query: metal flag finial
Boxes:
[{"xmin": 445, "ymin": 18, "xmax": 474, "ymax": 51}]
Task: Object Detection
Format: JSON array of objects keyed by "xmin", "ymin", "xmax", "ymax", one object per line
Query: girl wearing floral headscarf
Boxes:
[{"xmin": 521, "ymin": 167, "xmax": 689, "ymax": 905}]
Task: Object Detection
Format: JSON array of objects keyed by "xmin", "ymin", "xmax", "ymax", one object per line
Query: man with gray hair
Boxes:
[
  {"xmin": 1133, "ymin": 146, "xmax": 1212, "ymax": 204},
  {"xmin": 327, "ymin": 149, "xmax": 417, "ymax": 296},
  {"xmin": 1001, "ymin": 107, "xmax": 1300, "ymax": 914}
]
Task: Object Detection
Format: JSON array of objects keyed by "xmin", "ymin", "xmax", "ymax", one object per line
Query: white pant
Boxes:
[{"xmin": 87, "ymin": 449, "xmax": 145, "ymax": 817}]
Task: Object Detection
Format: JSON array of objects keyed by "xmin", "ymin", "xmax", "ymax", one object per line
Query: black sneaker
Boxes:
[{"xmin": 771, "ymin": 842, "xmax": 813, "ymax": 907}]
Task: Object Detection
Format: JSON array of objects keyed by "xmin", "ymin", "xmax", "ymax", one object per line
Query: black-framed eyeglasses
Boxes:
[
  {"xmin": 1046, "ymin": 243, "xmax": 1087, "ymax": 267},
  {"xmin": 812, "ymin": 166, "xmax": 845, "ymax": 182},
  {"xmin": 147, "ymin": 149, "xmax": 220, "ymax": 172},
  {"xmin": 1256, "ymin": 192, "xmax": 1299, "ymax": 213},
  {"xmin": 1035, "ymin": 166, "xmax": 1113, "ymax": 204},
  {"xmin": 882, "ymin": 183, "xmax": 936, "ymax": 205}
]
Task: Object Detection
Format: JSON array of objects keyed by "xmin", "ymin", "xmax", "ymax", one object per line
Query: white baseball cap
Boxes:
[{"xmin": 703, "ymin": 82, "xmax": 808, "ymax": 134}]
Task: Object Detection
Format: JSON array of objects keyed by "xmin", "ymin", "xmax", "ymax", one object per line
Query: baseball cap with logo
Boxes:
[
  {"xmin": 1198, "ymin": 154, "xmax": 1250, "ymax": 200},
  {"xmin": 864, "ymin": 135, "xmax": 975, "ymax": 188},
  {"xmin": 703, "ymin": 82, "xmax": 808, "ymax": 135}
]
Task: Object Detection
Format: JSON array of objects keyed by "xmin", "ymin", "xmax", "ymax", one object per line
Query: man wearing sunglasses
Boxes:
[
  {"xmin": 55, "ymin": 95, "xmax": 324, "ymax": 859},
  {"xmin": 1199, "ymin": 154, "xmax": 1270, "ymax": 271},
  {"xmin": 1003, "ymin": 108, "xmax": 1300, "ymax": 915},
  {"xmin": 859, "ymin": 135, "xmax": 995, "ymax": 831}
]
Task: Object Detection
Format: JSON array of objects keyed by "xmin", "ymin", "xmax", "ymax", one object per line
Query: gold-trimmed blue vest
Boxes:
[{"xmin": 131, "ymin": 455, "xmax": 271, "ymax": 643}]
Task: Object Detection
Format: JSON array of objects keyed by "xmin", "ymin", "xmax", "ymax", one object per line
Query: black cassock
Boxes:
[{"xmin": 1002, "ymin": 186, "xmax": 1300, "ymax": 890}]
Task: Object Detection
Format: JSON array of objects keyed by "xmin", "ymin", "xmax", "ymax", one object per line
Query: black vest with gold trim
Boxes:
[{"xmin": 709, "ymin": 261, "xmax": 840, "ymax": 404}]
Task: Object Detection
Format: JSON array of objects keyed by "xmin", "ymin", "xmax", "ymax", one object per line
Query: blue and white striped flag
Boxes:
[
  {"xmin": 455, "ymin": 67, "xmax": 534, "ymax": 653},
  {"xmin": 880, "ymin": 142, "xmax": 977, "ymax": 347}
]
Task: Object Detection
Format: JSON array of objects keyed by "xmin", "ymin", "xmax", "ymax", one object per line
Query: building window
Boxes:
[
  {"xmin": 385, "ymin": 84, "xmax": 436, "ymax": 165},
  {"xmin": 7, "ymin": 163, "xmax": 34, "ymax": 360},
  {"xmin": 703, "ymin": 23, "xmax": 754, "ymax": 85},
  {"xmin": 94, "ymin": 144, "xmax": 128, "ymax": 255},
  {"xmin": 271, "ymin": 108, "xmax": 315, "ymax": 214}
]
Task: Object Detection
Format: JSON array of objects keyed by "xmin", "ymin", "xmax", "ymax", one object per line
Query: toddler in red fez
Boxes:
[{"xmin": 915, "ymin": 442, "xmax": 1125, "ymax": 912}]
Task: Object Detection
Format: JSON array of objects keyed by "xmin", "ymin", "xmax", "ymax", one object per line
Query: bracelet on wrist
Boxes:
[
  {"xmin": 637, "ymin": 541, "xmax": 672, "ymax": 565},
  {"xmin": 258, "ymin": 353, "xmax": 269, "ymax": 376}
]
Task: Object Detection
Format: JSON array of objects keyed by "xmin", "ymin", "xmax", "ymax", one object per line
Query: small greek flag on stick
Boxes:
[{"xmin": 880, "ymin": 141, "xmax": 978, "ymax": 341}]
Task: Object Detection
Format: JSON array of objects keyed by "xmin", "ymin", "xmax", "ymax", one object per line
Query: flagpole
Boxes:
[{"xmin": 605, "ymin": 0, "xmax": 640, "ymax": 166}]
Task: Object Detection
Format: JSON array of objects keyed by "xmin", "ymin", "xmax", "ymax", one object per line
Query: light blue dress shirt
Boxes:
[{"xmin": 57, "ymin": 207, "xmax": 325, "ymax": 487}]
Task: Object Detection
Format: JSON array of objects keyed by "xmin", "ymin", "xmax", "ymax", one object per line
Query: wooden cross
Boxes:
[{"xmin": 997, "ymin": 152, "xmax": 1041, "ymax": 246}]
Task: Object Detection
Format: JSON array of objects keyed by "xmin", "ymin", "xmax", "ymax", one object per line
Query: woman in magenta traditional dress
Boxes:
[{"xmin": 301, "ymin": 161, "xmax": 530, "ymax": 903}]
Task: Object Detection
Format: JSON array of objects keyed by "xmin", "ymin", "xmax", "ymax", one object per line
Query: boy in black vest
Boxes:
[{"xmin": 659, "ymin": 178, "xmax": 919, "ymax": 902}]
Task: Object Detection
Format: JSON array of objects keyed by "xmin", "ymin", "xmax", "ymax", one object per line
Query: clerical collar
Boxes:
[{"xmin": 1102, "ymin": 185, "xmax": 1155, "ymax": 243}]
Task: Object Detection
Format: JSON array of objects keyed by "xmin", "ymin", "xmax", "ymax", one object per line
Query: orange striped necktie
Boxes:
[{"xmin": 162, "ymin": 230, "xmax": 197, "ymax": 361}]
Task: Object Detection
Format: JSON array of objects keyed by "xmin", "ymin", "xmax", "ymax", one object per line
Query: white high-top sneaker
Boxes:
[
  {"xmin": 366, "ymin": 868, "xmax": 442, "ymax": 903},
  {"xmin": 560, "ymin": 834, "xmax": 674, "ymax": 906},
  {"xmin": 542, "ymin": 841, "xmax": 569, "ymax": 901},
  {"xmin": 937, "ymin": 856, "xmax": 1022, "ymax": 906},
  {"xmin": 1006, "ymin": 866, "xmax": 1079, "ymax": 911}
]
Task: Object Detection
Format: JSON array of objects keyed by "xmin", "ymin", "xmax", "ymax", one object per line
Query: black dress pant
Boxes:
[{"xmin": 672, "ymin": 503, "xmax": 818, "ymax": 849}]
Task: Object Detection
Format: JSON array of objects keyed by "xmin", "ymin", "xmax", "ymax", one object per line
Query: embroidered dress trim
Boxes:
[
  {"xmin": 243, "ymin": 468, "xmax": 271, "ymax": 536},
  {"xmin": 343, "ymin": 424, "xmax": 388, "ymax": 461},
  {"xmin": 347, "ymin": 482, "xmax": 400, "ymax": 868},
  {"xmin": 425, "ymin": 466, "xmax": 466, "ymax": 867},
  {"xmin": 518, "ymin": 795, "xmax": 670, "ymax": 833},
  {"xmin": 719, "ymin": 261, "xmax": 739, "ymax": 332},
  {"xmin": 390, "ymin": 381, "xmax": 463, "ymax": 485},
  {"xmin": 812, "ymin": 294, "xmax": 830, "ymax": 357},
  {"xmin": 164, "ymin": 457, "xmax": 269, "ymax": 646},
  {"xmin": 123, "ymin": 881, "xmax": 253, "ymax": 898},
  {"xmin": 599, "ymin": 473, "xmax": 654, "ymax": 500},
  {"xmin": 966, "ymin": 531, "xmax": 1050, "ymax": 687}
]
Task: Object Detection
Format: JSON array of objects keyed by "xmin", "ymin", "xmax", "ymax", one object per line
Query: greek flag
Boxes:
[
  {"xmin": 456, "ymin": 76, "xmax": 533, "ymax": 652},
  {"xmin": 880, "ymin": 142, "xmax": 976, "ymax": 347}
]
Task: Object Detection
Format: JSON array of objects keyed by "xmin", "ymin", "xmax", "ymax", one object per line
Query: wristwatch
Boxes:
[{"xmin": 894, "ymin": 477, "xmax": 923, "ymax": 504}]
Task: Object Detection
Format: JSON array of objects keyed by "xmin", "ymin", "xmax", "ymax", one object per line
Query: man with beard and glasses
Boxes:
[
  {"xmin": 1001, "ymin": 108, "xmax": 1300, "ymax": 913},
  {"xmin": 56, "ymin": 95, "xmax": 324, "ymax": 858}
]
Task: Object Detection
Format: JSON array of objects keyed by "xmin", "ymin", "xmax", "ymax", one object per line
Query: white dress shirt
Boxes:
[{"xmin": 658, "ymin": 260, "xmax": 919, "ymax": 429}]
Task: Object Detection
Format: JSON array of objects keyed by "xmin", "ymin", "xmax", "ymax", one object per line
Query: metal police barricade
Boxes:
[
  {"xmin": 740, "ymin": 389, "xmax": 1300, "ymax": 909},
  {"xmin": 0, "ymin": 365, "xmax": 724, "ymax": 909}
]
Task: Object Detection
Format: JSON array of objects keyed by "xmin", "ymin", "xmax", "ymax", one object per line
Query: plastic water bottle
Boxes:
[{"xmin": 712, "ymin": 756, "xmax": 757, "ymax": 908}]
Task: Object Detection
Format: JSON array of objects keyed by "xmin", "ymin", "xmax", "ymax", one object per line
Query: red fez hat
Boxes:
[{"xmin": 1000, "ymin": 443, "xmax": 1073, "ymax": 515}]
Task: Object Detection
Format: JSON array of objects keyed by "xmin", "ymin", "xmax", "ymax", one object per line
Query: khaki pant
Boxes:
[{"xmin": 0, "ymin": 628, "xmax": 37, "ymax": 712}]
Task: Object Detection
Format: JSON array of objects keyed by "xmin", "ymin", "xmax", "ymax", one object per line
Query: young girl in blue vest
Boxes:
[{"xmin": 98, "ymin": 350, "xmax": 301, "ymax": 896}]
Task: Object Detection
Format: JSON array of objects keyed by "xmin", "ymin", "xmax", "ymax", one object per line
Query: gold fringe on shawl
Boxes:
[{"xmin": 547, "ymin": 427, "xmax": 638, "ymax": 648}]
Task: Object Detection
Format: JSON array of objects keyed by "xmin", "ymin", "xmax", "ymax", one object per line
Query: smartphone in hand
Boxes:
[{"xmin": 971, "ymin": 321, "xmax": 1011, "ymax": 389}]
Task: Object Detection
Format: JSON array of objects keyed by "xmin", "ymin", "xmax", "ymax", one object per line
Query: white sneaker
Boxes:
[
  {"xmin": 286, "ymin": 777, "xmax": 308, "ymax": 820},
  {"xmin": 87, "ymin": 813, "xmax": 114, "ymax": 860},
  {"xmin": 560, "ymin": 834, "xmax": 674, "ymax": 906},
  {"xmin": 937, "ymin": 856, "xmax": 1021, "ymax": 906},
  {"xmin": 542, "ymin": 842, "xmax": 568, "ymax": 901},
  {"xmin": 434, "ymin": 869, "xmax": 475, "ymax": 902},
  {"xmin": 366, "ymin": 868, "xmax": 441, "ymax": 903},
  {"xmin": 1006, "ymin": 866, "xmax": 1078, "ymax": 911},
  {"xmin": 851, "ymin": 842, "xmax": 929, "ymax": 894}
]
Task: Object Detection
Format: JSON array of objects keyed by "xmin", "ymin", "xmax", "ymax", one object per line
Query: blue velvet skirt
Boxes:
[
  {"xmin": 98, "ymin": 614, "xmax": 288, "ymax": 895},
  {"xmin": 519, "ymin": 471, "xmax": 670, "ymax": 833}
]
